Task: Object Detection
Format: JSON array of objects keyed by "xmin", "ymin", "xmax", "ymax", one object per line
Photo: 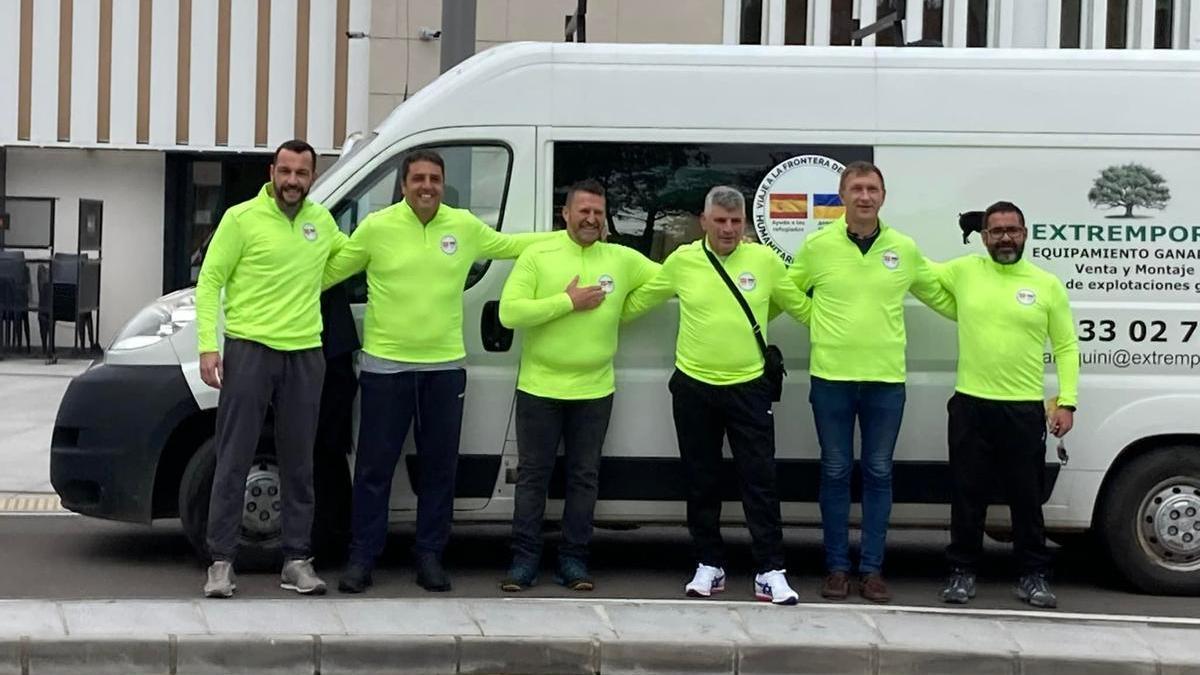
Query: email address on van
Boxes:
[{"xmin": 1045, "ymin": 350, "xmax": 1200, "ymax": 369}]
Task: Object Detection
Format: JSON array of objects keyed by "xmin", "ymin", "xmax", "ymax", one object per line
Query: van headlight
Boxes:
[{"xmin": 109, "ymin": 289, "xmax": 197, "ymax": 352}]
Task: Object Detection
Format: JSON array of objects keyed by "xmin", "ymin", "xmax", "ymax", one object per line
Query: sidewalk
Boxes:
[
  {"xmin": 1, "ymin": 597, "xmax": 1198, "ymax": 674},
  {"xmin": 0, "ymin": 357, "xmax": 90, "ymax": 494}
]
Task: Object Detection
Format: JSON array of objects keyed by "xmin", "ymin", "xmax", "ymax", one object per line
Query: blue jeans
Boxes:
[{"xmin": 809, "ymin": 376, "xmax": 906, "ymax": 575}]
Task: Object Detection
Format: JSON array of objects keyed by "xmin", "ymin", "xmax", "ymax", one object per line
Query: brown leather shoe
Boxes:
[
  {"xmin": 860, "ymin": 573, "xmax": 892, "ymax": 603},
  {"xmin": 820, "ymin": 571, "xmax": 850, "ymax": 600}
]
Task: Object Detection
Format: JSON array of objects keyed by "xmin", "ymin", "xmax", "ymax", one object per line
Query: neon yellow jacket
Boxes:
[
  {"xmin": 500, "ymin": 231, "xmax": 660, "ymax": 399},
  {"xmin": 935, "ymin": 254, "xmax": 1079, "ymax": 407},
  {"xmin": 323, "ymin": 200, "xmax": 547, "ymax": 362},
  {"xmin": 788, "ymin": 217, "xmax": 954, "ymax": 383},
  {"xmin": 196, "ymin": 183, "xmax": 345, "ymax": 353},
  {"xmin": 624, "ymin": 239, "xmax": 810, "ymax": 386}
]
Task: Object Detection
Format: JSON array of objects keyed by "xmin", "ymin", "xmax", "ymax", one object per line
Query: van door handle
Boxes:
[{"xmin": 481, "ymin": 300, "xmax": 513, "ymax": 352}]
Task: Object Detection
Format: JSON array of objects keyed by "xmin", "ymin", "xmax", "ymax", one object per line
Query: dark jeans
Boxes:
[
  {"xmin": 510, "ymin": 391, "xmax": 614, "ymax": 568},
  {"xmin": 347, "ymin": 368, "xmax": 466, "ymax": 569},
  {"xmin": 946, "ymin": 392, "xmax": 1052, "ymax": 575},
  {"xmin": 809, "ymin": 375, "xmax": 906, "ymax": 575},
  {"xmin": 207, "ymin": 338, "xmax": 325, "ymax": 561},
  {"xmin": 669, "ymin": 370, "xmax": 784, "ymax": 573}
]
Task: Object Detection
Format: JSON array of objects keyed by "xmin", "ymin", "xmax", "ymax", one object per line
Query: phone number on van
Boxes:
[{"xmin": 1077, "ymin": 319, "xmax": 1200, "ymax": 343}]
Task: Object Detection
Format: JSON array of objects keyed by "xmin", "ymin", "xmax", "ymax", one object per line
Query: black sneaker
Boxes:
[
  {"xmin": 940, "ymin": 569, "xmax": 976, "ymax": 605},
  {"xmin": 1015, "ymin": 572, "xmax": 1057, "ymax": 609},
  {"xmin": 556, "ymin": 557, "xmax": 594, "ymax": 591},
  {"xmin": 415, "ymin": 552, "xmax": 452, "ymax": 592},
  {"xmin": 500, "ymin": 562, "xmax": 539, "ymax": 592},
  {"xmin": 337, "ymin": 563, "xmax": 374, "ymax": 594}
]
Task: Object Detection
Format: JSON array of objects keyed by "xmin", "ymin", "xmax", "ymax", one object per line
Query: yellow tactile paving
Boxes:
[{"xmin": 0, "ymin": 493, "xmax": 68, "ymax": 513}]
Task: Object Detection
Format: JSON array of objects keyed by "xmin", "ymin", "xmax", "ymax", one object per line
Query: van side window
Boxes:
[
  {"xmin": 552, "ymin": 141, "xmax": 871, "ymax": 263},
  {"xmin": 330, "ymin": 143, "xmax": 513, "ymax": 302}
]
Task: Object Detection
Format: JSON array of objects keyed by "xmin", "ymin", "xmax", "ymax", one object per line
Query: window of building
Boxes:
[
  {"xmin": 740, "ymin": 0, "xmax": 764, "ymax": 43},
  {"xmin": 1154, "ymin": 0, "xmax": 1174, "ymax": 48},
  {"xmin": 831, "ymin": 0, "xmax": 856, "ymax": 45},
  {"xmin": 1107, "ymin": 0, "xmax": 1130, "ymax": 48},
  {"xmin": 1061, "ymin": 0, "xmax": 1084, "ymax": 47},
  {"xmin": 551, "ymin": 141, "xmax": 872, "ymax": 263},
  {"xmin": 967, "ymin": 0, "xmax": 989, "ymax": 47},
  {"xmin": 923, "ymin": 0, "xmax": 945, "ymax": 44},
  {"xmin": 785, "ymin": 0, "xmax": 810, "ymax": 44}
]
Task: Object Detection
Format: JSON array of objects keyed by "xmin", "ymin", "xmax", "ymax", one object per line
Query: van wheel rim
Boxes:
[
  {"xmin": 1137, "ymin": 477, "xmax": 1200, "ymax": 572},
  {"xmin": 242, "ymin": 461, "xmax": 283, "ymax": 539}
]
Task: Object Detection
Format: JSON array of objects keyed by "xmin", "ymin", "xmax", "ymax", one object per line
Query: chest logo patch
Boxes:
[
  {"xmin": 1016, "ymin": 288, "xmax": 1037, "ymax": 305},
  {"xmin": 440, "ymin": 235, "xmax": 458, "ymax": 255},
  {"xmin": 881, "ymin": 249, "xmax": 900, "ymax": 270},
  {"xmin": 301, "ymin": 223, "xmax": 317, "ymax": 241},
  {"xmin": 738, "ymin": 272, "xmax": 757, "ymax": 292},
  {"xmin": 598, "ymin": 274, "xmax": 615, "ymax": 295}
]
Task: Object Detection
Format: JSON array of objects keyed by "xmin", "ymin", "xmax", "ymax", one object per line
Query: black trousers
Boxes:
[
  {"xmin": 347, "ymin": 368, "xmax": 467, "ymax": 568},
  {"xmin": 946, "ymin": 392, "xmax": 1053, "ymax": 575},
  {"xmin": 669, "ymin": 370, "xmax": 784, "ymax": 573},
  {"xmin": 511, "ymin": 391, "xmax": 614, "ymax": 567},
  {"xmin": 207, "ymin": 338, "xmax": 325, "ymax": 561}
]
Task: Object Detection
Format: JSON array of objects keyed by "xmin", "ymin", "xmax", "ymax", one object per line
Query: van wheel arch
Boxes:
[
  {"xmin": 177, "ymin": 433, "xmax": 351, "ymax": 571},
  {"xmin": 1095, "ymin": 438, "xmax": 1200, "ymax": 595},
  {"xmin": 151, "ymin": 409, "xmax": 217, "ymax": 519}
]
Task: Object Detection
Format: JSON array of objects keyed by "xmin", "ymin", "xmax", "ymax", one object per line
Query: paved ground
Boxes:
[
  {"xmin": 1, "ymin": 515, "xmax": 1196, "ymax": 620},
  {"xmin": 0, "ymin": 356, "xmax": 90, "ymax": 493}
]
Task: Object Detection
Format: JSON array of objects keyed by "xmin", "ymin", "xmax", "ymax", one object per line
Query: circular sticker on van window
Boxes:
[
  {"xmin": 598, "ymin": 274, "xmax": 615, "ymax": 294},
  {"xmin": 738, "ymin": 272, "xmax": 757, "ymax": 292},
  {"xmin": 440, "ymin": 235, "xmax": 458, "ymax": 255},
  {"xmin": 881, "ymin": 250, "xmax": 900, "ymax": 270},
  {"xmin": 752, "ymin": 154, "xmax": 847, "ymax": 265},
  {"xmin": 1016, "ymin": 289, "xmax": 1037, "ymax": 305},
  {"xmin": 302, "ymin": 223, "xmax": 318, "ymax": 241}
]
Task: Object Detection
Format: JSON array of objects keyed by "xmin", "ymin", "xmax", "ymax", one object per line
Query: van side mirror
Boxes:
[{"xmin": 959, "ymin": 211, "xmax": 984, "ymax": 244}]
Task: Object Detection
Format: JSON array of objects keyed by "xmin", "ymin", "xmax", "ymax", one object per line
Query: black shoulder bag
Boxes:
[{"xmin": 701, "ymin": 241, "xmax": 786, "ymax": 402}]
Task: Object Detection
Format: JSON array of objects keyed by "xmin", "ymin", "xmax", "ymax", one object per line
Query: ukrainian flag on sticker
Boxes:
[
  {"xmin": 770, "ymin": 193, "xmax": 808, "ymax": 219},
  {"xmin": 812, "ymin": 194, "xmax": 845, "ymax": 219}
]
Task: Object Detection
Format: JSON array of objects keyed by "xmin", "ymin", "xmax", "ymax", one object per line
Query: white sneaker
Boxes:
[
  {"xmin": 684, "ymin": 564, "xmax": 726, "ymax": 598},
  {"xmin": 204, "ymin": 561, "xmax": 236, "ymax": 598},
  {"xmin": 754, "ymin": 569, "xmax": 799, "ymax": 605}
]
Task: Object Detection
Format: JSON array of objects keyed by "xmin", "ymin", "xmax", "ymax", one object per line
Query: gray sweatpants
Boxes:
[{"xmin": 206, "ymin": 337, "xmax": 325, "ymax": 562}]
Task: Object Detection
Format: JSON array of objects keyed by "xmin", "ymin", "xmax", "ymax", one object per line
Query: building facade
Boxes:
[{"xmin": 1, "ymin": 0, "xmax": 1197, "ymax": 343}]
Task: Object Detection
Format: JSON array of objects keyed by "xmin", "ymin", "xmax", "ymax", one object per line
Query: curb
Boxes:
[
  {"xmin": 1, "ymin": 599, "xmax": 1198, "ymax": 674},
  {"xmin": 0, "ymin": 632, "xmax": 1193, "ymax": 675}
]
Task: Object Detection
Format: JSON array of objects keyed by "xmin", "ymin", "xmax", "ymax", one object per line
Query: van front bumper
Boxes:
[{"xmin": 50, "ymin": 362, "xmax": 198, "ymax": 523}]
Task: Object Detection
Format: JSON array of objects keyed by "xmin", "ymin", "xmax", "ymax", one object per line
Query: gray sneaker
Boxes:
[
  {"xmin": 204, "ymin": 561, "xmax": 236, "ymax": 598},
  {"xmin": 281, "ymin": 558, "xmax": 327, "ymax": 595},
  {"xmin": 1015, "ymin": 572, "xmax": 1057, "ymax": 609},
  {"xmin": 940, "ymin": 569, "xmax": 976, "ymax": 604}
]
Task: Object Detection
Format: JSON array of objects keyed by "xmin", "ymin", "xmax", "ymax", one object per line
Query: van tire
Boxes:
[
  {"xmin": 178, "ymin": 438, "xmax": 352, "ymax": 571},
  {"xmin": 1099, "ymin": 446, "xmax": 1200, "ymax": 595}
]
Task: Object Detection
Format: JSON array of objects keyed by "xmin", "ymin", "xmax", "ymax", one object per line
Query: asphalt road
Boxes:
[{"xmin": 0, "ymin": 514, "xmax": 1196, "ymax": 618}]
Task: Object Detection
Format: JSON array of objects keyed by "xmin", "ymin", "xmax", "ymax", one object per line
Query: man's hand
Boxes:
[
  {"xmin": 565, "ymin": 275, "xmax": 605, "ymax": 311},
  {"xmin": 200, "ymin": 352, "xmax": 223, "ymax": 389},
  {"xmin": 1049, "ymin": 407, "xmax": 1074, "ymax": 438}
]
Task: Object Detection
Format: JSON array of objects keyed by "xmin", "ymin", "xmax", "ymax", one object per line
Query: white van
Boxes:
[{"xmin": 50, "ymin": 43, "xmax": 1200, "ymax": 594}]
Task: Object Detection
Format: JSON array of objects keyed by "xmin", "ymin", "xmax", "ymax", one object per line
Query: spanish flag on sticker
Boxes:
[
  {"xmin": 769, "ymin": 193, "xmax": 808, "ymax": 219},
  {"xmin": 813, "ymin": 194, "xmax": 845, "ymax": 219}
]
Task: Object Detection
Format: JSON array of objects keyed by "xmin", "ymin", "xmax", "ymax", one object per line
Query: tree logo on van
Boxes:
[
  {"xmin": 1088, "ymin": 163, "xmax": 1170, "ymax": 219},
  {"xmin": 753, "ymin": 155, "xmax": 846, "ymax": 265}
]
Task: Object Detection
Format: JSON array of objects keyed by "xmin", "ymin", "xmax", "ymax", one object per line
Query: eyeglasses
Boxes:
[{"xmin": 984, "ymin": 226, "xmax": 1026, "ymax": 240}]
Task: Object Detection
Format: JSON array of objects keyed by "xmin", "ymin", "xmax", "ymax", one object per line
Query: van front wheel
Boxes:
[
  {"xmin": 1100, "ymin": 446, "xmax": 1200, "ymax": 595},
  {"xmin": 178, "ymin": 438, "xmax": 351, "ymax": 571}
]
